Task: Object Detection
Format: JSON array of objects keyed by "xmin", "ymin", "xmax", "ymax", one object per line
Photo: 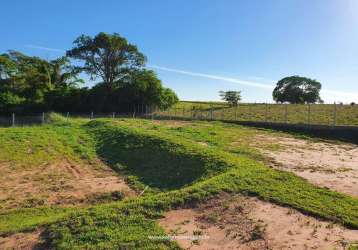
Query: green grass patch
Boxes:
[{"xmin": 0, "ymin": 122, "xmax": 96, "ymax": 168}]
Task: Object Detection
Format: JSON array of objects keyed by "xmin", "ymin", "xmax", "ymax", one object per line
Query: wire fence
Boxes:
[
  {"xmin": 0, "ymin": 103, "xmax": 357, "ymax": 127},
  {"xmin": 157, "ymin": 103, "xmax": 358, "ymax": 127}
]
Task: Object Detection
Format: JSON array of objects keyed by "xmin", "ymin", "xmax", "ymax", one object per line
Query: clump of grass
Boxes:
[{"xmin": 84, "ymin": 191, "xmax": 124, "ymax": 204}]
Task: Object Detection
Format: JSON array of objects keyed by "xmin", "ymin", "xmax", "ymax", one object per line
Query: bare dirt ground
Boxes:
[
  {"xmin": 0, "ymin": 231, "xmax": 44, "ymax": 250},
  {"xmin": 253, "ymin": 134, "xmax": 358, "ymax": 197},
  {"xmin": 0, "ymin": 160, "xmax": 135, "ymax": 211},
  {"xmin": 159, "ymin": 194, "xmax": 358, "ymax": 250}
]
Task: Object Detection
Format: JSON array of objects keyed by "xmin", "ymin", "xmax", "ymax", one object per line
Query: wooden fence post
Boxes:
[
  {"xmin": 307, "ymin": 104, "xmax": 311, "ymax": 125},
  {"xmin": 42, "ymin": 112, "xmax": 45, "ymax": 124},
  {"xmin": 284, "ymin": 104, "xmax": 288, "ymax": 123}
]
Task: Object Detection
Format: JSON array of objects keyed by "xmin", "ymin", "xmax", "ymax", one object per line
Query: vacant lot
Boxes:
[{"xmin": 0, "ymin": 115, "xmax": 357, "ymax": 249}]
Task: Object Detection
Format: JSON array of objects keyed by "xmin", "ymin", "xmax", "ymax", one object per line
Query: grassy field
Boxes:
[
  {"xmin": 0, "ymin": 115, "xmax": 357, "ymax": 249},
  {"xmin": 156, "ymin": 101, "xmax": 358, "ymax": 126}
]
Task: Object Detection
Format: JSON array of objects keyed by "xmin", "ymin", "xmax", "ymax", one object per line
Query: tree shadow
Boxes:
[{"xmin": 85, "ymin": 121, "xmax": 209, "ymax": 191}]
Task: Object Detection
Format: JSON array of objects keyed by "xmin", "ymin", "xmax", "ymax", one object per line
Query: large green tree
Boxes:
[
  {"xmin": 49, "ymin": 57, "xmax": 84, "ymax": 88},
  {"xmin": 219, "ymin": 90, "xmax": 241, "ymax": 106},
  {"xmin": 273, "ymin": 76, "xmax": 322, "ymax": 104},
  {"xmin": 0, "ymin": 51, "xmax": 83, "ymax": 112},
  {"xmin": 66, "ymin": 32, "xmax": 146, "ymax": 88}
]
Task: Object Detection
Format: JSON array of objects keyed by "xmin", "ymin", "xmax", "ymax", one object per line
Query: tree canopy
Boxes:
[
  {"xmin": 219, "ymin": 90, "xmax": 241, "ymax": 106},
  {"xmin": 272, "ymin": 76, "xmax": 322, "ymax": 104},
  {"xmin": 0, "ymin": 32, "xmax": 178, "ymax": 114},
  {"xmin": 66, "ymin": 32, "xmax": 146, "ymax": 88}
]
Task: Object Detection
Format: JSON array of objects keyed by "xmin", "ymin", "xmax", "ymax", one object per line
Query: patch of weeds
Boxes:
[
  {"xmin": 205, "ymin": 212, "xmax": 220, "ymax": 224},
  {"xmin": 22, "ymin": 198, "xmax": 46, "ymax": 208},
  {"xmin": 249, "ymin": 224, "xmax": 265, "ymax": 241},
  {"xmin": 84, "ymin": 191, "xmax": 124, "ymax": 204}
]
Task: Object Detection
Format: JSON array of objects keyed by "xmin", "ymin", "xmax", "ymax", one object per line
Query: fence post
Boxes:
[
  {"xmin": 234, "ymin": 105, "xmax": 237, "ymax": 121},
  {"xmin": 66, "ymin": 112, "xmax": 69, "ymax": 120},
  {"xmin": 42, "ymin": 112, "xmax": 45, "ymax": 124},
  {"xmin": 307, "ymin": 104, "xmax": 311, "ymax": 125},
  {"xmin": 265, "ymin": 103, "xmax": 268, "ymax": 122},
  {"xmin": 333, "ymin": 103, "xmax": 337, "ymax": 126},
  {"xmin": 12, "ymin": 113, "xmax": 15, "ymax": 127},
  {"xmin": 284, "ymin": 104, "xmax": 288, "ymax": 123},
  {"xmin": 210, "ymin": 105, "xmax": 213, "ymax": 120},
  {"xmin": 112, "ymin": 112, "xmax": 115, "ymax": 119},
  {"xmin": 248, "ymin": 104, "xmax": 252, "ymax": 121},
  {"xmin": 133, "ymin": 104, "xmax": 136, "ymax": 118}
]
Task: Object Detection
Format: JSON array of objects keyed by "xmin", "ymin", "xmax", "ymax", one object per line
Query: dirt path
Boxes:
[
  {"xmin": 252, "ymin": 134, "xmax": 358, "ymax": 198},
  {"xmin": 159, "ymin": 194, "xmax": 358, "ymax": 250},
  {"xmin": 0, "ymin": 160, "xmax": 135, "ymax": 210}
]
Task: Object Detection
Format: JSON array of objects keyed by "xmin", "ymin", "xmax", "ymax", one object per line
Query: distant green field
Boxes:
[{"xmin": 156, "ymin": 101, "xmax": 358, "ymax": 126}]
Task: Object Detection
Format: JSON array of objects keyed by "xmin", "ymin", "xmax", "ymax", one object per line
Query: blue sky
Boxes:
[{"xmin": 1, "ymin": 0, "xmax": 357, "ymax": 103}]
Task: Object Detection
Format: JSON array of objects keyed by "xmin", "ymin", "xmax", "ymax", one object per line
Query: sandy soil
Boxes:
[
  {"xmin": 159, "ymin": 194, "xmax": 358, "ymax": 250},
  {"xmin": 253, "ymin": 135, "xmax": 358, "ymax": 197},
  {"xmin": 0, "ymin": 230, "xmax": 43, "ymax": 250},
  {"xmin": 0, "ymin": 160, "xmax": 135, "ymax": 210}
]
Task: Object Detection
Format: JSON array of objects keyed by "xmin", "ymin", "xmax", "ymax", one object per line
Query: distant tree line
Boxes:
[{"xmin": 0, "ymin": 32, "xmax": 178, "ymax": 114}]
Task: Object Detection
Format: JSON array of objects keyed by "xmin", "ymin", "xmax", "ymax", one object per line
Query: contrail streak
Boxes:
[
  {"xmin": 149, "ymin": 65, "xmax": 358, "ymax": 102},
  {"xmin": 148, "ymin": 65, "xmax": 274, "ymax": 89},
  {"xmin": 25, "ymin": 44, "xmax": 65, "ymax": 53}
]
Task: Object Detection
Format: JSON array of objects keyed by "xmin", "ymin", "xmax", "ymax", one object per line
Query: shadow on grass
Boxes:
[{"xmin": 84, "ymin": 120, "xmax": 211, "ymax": 191}]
